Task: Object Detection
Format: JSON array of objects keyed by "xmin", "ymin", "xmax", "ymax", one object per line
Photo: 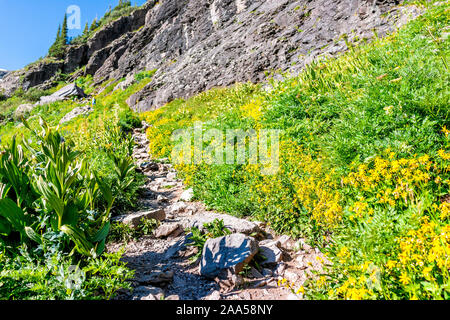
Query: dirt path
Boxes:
[{"xmin": 108, "ymin": 124, "xmax": 325, "ymax": 301}]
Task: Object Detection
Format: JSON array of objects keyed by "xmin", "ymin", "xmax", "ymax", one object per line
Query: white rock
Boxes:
[
  {"xmin": 259, "ymin": 244, "xmax": 283, "ymax": 266},
  {"xmin": 157, "ymin": 195, "xmax": 169, "ymax": 203},
  {"xmin": 205, "ymin": 290, "xmax": 221, "ymax": 301},
  {"xmin": 133, "ymin": 286, "xmax": 164, "ymax": 300},
  {"xmin": 167, "ymin": 172, "xmax": 177, "ymax": 180},
  {"xmin": 180, "ymin": 188, "xmax": 194, "ymax": 202}
]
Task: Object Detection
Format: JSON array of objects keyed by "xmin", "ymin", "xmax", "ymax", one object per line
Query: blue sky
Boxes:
[{"xmin": 0, "ymin": 0, "xmax": 147, "ymax": 70}]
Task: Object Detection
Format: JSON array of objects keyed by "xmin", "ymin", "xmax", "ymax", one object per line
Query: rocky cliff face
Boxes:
[
  {"xmin": 0, "ymin": 69, "xmax": 7, "ymax": 80},
  {"xmin": 0, "ymin": 0, "xmax": 421, "ymax": 111}
]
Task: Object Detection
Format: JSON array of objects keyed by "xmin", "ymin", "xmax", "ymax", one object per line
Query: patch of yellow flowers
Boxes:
[{"xmin": 246, "ymin": 139, "xmax": 343, "ymax": 229}]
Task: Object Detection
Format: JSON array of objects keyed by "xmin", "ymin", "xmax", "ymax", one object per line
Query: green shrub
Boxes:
[
  {"xmin": 134, "ymin": 70, "xmax": 156, "ymax": 83},
  {"xmin": 0, "ymin": 248, "xmax": 133, "ymax": 300}
]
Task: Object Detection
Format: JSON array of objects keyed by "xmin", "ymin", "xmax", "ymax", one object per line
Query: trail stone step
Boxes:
[
  {"xmin": 154, "ymin": 223, "xmax": 183, "ymax": 238},
  {"xmin": 114, "ymin": 209, "xmax": 166, "ymax": 228},
  {"xmin": 188, "ymin": 212, "xmax": 261, "ymax": 235}
]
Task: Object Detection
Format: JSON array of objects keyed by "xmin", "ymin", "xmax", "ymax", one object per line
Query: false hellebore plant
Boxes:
[{"xmin": 0, "ymin": 118, "xmax": 117, "ymax": 258}]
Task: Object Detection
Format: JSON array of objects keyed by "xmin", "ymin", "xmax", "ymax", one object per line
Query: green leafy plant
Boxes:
[
  {"xmin": 0, "ymin": 118, "xmax": 116, "ymax": 257},
  {"xmin": 108, "ymin": 218, "xmax": 160, "ymax": 243},
  {"xmin": 187, "ymin": 219, "xmax": 232, "ymax": 262}
]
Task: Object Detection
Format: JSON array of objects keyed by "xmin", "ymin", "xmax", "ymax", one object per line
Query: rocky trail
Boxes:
[{"xmin": 107, "ymin": 124, "xmax": 326, "ymax": 301}]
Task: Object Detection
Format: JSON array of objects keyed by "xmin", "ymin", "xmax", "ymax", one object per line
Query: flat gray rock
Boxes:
[
  {"xmin": 189, "ymin": 212, "xmax": 261, "ymax": 235},
  {"xmin": 180, "ymin": 188, "xmax": 194, "ymax": 202},
  {"xmin": 59, "ymin": 105, "xmax": 93, "ymax": 124},
  {"xmin": 200, "ymin": 233, "xmax": 259, "ymax": 278},
  {"xmin": 37, "ymin": 83, "xmax": 86, "ymax": 106},
  {"xmin": 114, "ymin": 209, "xmax": 166, "ymax": 229},
  {"xmin": 154, "ymin": 223, "xmax": 182, "ymax": 238}
]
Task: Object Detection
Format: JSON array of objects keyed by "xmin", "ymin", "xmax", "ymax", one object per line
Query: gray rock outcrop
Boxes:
[
  {"xmin": 36, "ymin": 83, "xmax": 86, "ymax": 106},
  {"xmin": 0, "ymin": 0, "xmax": 421, "ymax": 111}
]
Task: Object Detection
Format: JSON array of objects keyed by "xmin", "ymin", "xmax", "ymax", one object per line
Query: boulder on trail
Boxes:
[{"xmin": 200, "ymin": 233, "xmax": 259, "ymax": 278}]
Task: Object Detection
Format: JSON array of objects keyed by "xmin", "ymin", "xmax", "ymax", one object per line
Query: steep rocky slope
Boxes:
[{"xmin": 0, "ymin": 0, "xmax": 421, "ymax": 111}]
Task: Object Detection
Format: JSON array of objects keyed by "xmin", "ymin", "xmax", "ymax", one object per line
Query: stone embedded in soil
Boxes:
[
  {"xmin": 274, "ymin": 262, "xmax": 286, "ymax": 277},
  {"xmin": 166, "ymin": 202, "xmax": 187, "ymax": 215},
  {"xmin": 180, "ymin": 188, "xmax": 194, "ymax": 202},
  {"xmin": 154, "ymin": 223, "xmax": 183, "ymax": 238},
  {"xmin": 167, "ymin": 172, "xmax": 177, "ymax": 181},
  {"xmin": 157, "ymin": 195, "xmax": 169, "ymax": 203},
  {"xmin": 259, "ymin": 243, "xmax": 283, "ymax": 267},
  {"xmin": 204, "ymin": 290, "xmax": 221, "ymax": 301},
  {"xmin": 249, "ymin": 267, "xmax": 264, "ymax": 279},
  {"xmin": 132, "ymin": 286, "xmax": 164, "ymax": 300},
  {"xmin": 277, "ymin": 235, "xmax": 294, "ymax": 250},
  {"xmin": 116, "ymin": 209, "xmax": 166, "ymax": 228},
  {"xmin": 200, "ymin": 233, "xmax": 259, "ymax": 278},
  {"xmin": 137, "ymin": 270, "xmax": 174, "ymax": 286},
  {"xmin": 189, "ymin": 212, "xmax": 261, "ymax": 235},
  {"xmin": 164, "ymin": 233, "xmax": 194, "ymax": 260},
  {"xmin": 262, "ymin": 268, "xmax": 273, "ymax": 277},
  {"xmin": 296, "ymin": 255, "xmax": 307, "ymax": 270},
  {"xmin": 283, "ymin": 270, "xmax": 300, "ymax": 283}
]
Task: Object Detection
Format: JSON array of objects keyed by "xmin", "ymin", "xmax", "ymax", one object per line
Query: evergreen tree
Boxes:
[
  {"xmin": 56, "ymin": 25, "xmax": 62, "ymax": 43},
  {"xmin": 90, "ymin": 18, "xmax": 98, "ymax": 32},
  {"xmin": 83, "ymin": 22, "xmax": 89, "ymax": 36},
  {"xmin": 61, "ymin": 13, "xmax": 68, "ymax": 46},
  {"xmin": 48, "ymin": 24, "xmax": 64, "ymax": 58}
]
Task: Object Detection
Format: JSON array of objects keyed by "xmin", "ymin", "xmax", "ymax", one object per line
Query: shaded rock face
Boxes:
[
  {"xmin": 200, "ymin": 233, "xmax": 258, "ymax": 278},
  {"xmin": 1, "ymin": 0, "xmax": 417, "ymax": 108},
  {"xmin": 0, "ymin": 2, "xmax": 152, "ymax": 97},
  {"xmin": 123, "ymin": 0, "xmax": 416, "ymax": 112},
  {"xmin": 0, "ymin": 69, "xmax": 7, "ymax": 80}
]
